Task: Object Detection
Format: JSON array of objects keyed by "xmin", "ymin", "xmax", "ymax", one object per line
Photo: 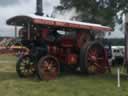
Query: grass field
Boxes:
[{"xmin": 0, "ymin": 55, "xmax": 128, "ymax": 96}]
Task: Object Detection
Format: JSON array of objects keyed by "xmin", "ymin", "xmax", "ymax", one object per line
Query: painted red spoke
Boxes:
[
  {"xmin": 47, "ymin": 58, "xmax": 52, "ymax": 64},
  {"xmin": 42, "ymin": 61, "xmax": 49, "ymax": 67},
  {"xmin": 96, "ymin": 57, "xmax": 104, "ymax": 60},
  {"xmin": 52, "ymin": 63, "xmax": 57, "ymax": 67},
  {"xmin": 50, "ymin": 67, "xmax": 57, "ymax": 73},
  {"xmin": 94, "ymin": 62, "xmax": 106, "ymax": 73},
  {"xmin": 88, "ymin": 53, "xmax": 95, "ymax": 61},
  {"xmin": 47, "ymin": 66, "xmax": 57, "ymax": 79},
  {"xmin": 93, "ymin": 49, "xmax": 97, "ymax": 56},
  {"xmin": 50, "ymin": 69, "xmax": 58, "ymax": 77},
  {"xmin": 89, "ymin": 48, "xmax": 98, "ymax": 58},
  {"xmin": 87, "ymin": 57, "xmax": 92, "ymax": 61},
  {"xmin": 88, "ymin": 52, "xmax": 93, "ymax": 58},
  {"xmin": 88, "ymin": 50, "xmax": 94, "ymax": 57},
  {"xmin": 49, "ymin": 60, "xmax": 55, "ymax": 67},
  {"xmin": 49, "ymin": 59, "xmax": 54, "ymax": 64},
  {"xmin": 93, "ymin": 63, "xmax": 103, "ymax": 69}
]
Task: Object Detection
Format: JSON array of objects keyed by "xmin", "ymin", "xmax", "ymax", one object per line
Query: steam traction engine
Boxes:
[{"xmin": 6, "ymin": 15, "xmax": 112, "ymax": 80}]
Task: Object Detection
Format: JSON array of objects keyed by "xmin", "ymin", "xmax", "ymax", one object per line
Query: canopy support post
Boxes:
[
  {"xmin": 14, "ymin": 25, "xmax": 17, "ymax": 39},
  {"xmin": 27, "ymin": 23, "xmax": 30, "ymax": 40},
  {"xmin": 125, "ymin": 13, "xmax": 128, "ymax": 74},
  {"xmin": 125, "ymin": 23, "xmax": 128, "ymax": 73}
]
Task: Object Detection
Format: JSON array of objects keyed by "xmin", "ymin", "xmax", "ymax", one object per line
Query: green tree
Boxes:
[{"xmin": 55, "ymin": 0, "xmax": 128, "ymax": 28}]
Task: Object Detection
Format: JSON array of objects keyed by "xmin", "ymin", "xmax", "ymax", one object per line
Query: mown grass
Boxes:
[{"xmin": 0, "ymin": 55, "xmax": 128, "ymax": 96}]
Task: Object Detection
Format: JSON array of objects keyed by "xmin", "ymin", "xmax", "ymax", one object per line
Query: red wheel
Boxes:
[
  {"xmin": 37, "ymin": 55, "xmax": 59, "ymax": 80},
  {"xmin": 80, "ymin": 41, "xmax": 107, "ymax": 74}
]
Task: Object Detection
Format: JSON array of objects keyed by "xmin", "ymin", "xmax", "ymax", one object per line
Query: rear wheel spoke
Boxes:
[{"xmin": 86, "ymin": 42, "xmax": 107, "ymax": 74}]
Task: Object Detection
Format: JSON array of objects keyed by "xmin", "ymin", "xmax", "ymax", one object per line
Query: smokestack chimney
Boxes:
[{"xmin": 35, "ymin": 0, "xmax": 44, "ymax": 16}]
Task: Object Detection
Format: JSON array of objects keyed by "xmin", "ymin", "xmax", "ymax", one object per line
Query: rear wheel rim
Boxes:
[{"xmin": 86, "ymin": 43, "xmax": 106, "ymax": 74}]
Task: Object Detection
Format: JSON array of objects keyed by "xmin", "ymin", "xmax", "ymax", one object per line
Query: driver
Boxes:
[{"xmin": 42, "ymin": 29, "xmax": 60, "ymax": 42}]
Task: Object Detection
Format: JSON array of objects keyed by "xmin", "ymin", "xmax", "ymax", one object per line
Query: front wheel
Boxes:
[
  {"xmin": 16, "ymin": 55, "xmax": 36, "ymax": 78},
  {"xmin": 37, "ymin": 55, "xmax": 60, "ymax": 80}
]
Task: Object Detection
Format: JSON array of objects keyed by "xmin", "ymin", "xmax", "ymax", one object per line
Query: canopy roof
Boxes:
[{"xmin": 6, "ymin": 14, "xmax": 112, "ymax": 32}]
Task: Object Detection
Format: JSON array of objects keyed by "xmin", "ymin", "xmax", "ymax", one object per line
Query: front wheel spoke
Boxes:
[
  {"xmin": 24, "ymin": 69, "xmax": 28, "ymax": 73},
  {"xmin": 19, "ymin": 66, "xmax": 25, "ymax": 70},
  {"xmin": 20, "ymin": 68, "xmax": 25, "ymax": 72},
  {"xmin": 29, "ymin": 61, "xmax": 33, "ymax": 64},
  {"xmin": 23, "ymin": 59, "xmax": 28, "ymax": 64},
  {"xmin": 20, "ymin": 62, "xmax": 26, "ymax": 65},
  {"xmin": 23, "ymin": 62, "xmax": 28, "ymax": 65},
  {"xmin": 22, "ymin": 60, "xmax": 26, "ymax": 64},
  {"xmin": 23, "ymin": 69, "xmax": 26, "ymax": 73},
  {"xmin": 27, "ymin": 69, "xmax": 30, "ymax": 72},
  {"xmin": 29, "ymin": 69, "xmax": 33, "ymax": 73},
  {"xmin": 31, "ymin": 68, "xmax": 35, "ymax": 72},
  {"xmin": 20, "ymin": 63, "xmax": 25, "ymax": 66}
]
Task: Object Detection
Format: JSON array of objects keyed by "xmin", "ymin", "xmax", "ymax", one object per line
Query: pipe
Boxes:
[{"xmin": 35, "ymin": 0, "xmax": 44, "ymax": 16}]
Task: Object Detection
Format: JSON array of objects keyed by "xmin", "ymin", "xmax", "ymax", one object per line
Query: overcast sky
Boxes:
[
  {"xmin": 0, "ymin": 0, "xmax": 60, "ymax": 36},
  {"xmin": 0, "ymin": 0, "xmax": 124, "ymax": 38}
]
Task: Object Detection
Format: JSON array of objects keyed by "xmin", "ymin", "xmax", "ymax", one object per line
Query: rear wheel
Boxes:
[
  {"xmin": 16, "ymin": 55, "xmax": 36, "ymax": 78},
  {"xmin": 80, "ymin": 41, "xmax": 107, "ymax": 74},
  {"xmin": 37, "ymin": 55, "xmax": 59, "ymax": 80}
]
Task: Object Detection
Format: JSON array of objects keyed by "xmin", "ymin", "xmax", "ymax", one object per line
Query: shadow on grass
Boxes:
[
  {"xmin": 0, "ymin": 71, "xmax": 18, "ymax": 81},
  {"xmin": 58, "ymin": 71, "xmax": 128, "ymax": 81},
  {"xmin": 0, "ymin": 71, "xmax": 127, "ymax": 82}
]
